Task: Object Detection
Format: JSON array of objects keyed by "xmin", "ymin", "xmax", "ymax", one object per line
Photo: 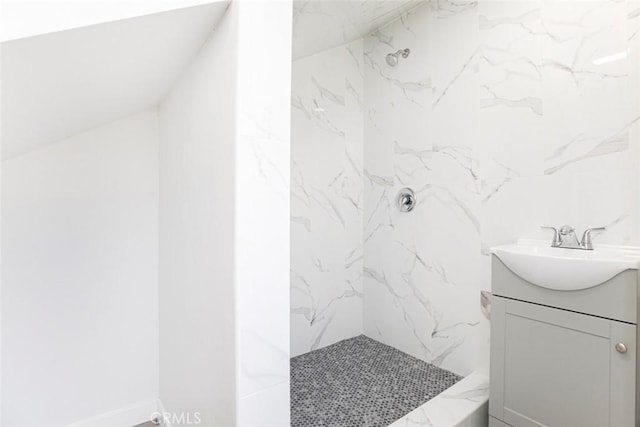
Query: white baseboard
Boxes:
[
  {"xmin": 66, "ymin": 399, "xmax": 160, "ymax": 427},
  {"xmin": 156, "ymin": 400, "xmax": 172, "ymax": 427}
]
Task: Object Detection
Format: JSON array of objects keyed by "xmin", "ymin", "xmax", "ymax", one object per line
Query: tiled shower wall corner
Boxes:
[
  {"xmin": 292, "ymin": 0, "xmax": 640, "ymax": 377},
  {"xmin": 291, "ymin": 39, "xmax": 365, "ymax": 357}
]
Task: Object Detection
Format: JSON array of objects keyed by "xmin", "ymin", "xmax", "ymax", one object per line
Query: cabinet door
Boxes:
[{"xmin": 489, "ymin": 296, "xmax": 636, "ymax": 427}]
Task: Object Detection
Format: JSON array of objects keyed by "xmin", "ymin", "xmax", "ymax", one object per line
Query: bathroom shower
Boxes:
[
  {"xmin": 385, "ymin": 48, "xmax": 410, "ymax": 66},
  {"xmin": 290, "ymin": 0, "xmax": 513, "ymax": 424}
]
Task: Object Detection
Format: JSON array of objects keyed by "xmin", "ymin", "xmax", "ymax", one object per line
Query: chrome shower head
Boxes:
[{"xmin": 385, "ymin": 48, "xmax": 410, "ymax": 67}]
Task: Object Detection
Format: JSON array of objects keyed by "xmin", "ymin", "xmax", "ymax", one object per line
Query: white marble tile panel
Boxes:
[
  {"xmin": 389, "ymin": 372, "xmax": 489, "ymax": 427},
  {"xmin": 291, "ymin": 39, "xmax": 365, "ymax": 356},
  {"xmin": 363, "ymin": 2, "xmax": 486, "ymax": 376}
]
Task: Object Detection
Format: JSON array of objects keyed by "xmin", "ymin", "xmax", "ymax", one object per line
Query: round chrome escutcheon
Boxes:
[{"xmin": 397, "ymin": 188, "xmax": 416, "ymax": 212}]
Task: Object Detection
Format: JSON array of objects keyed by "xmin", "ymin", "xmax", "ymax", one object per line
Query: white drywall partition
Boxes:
[
  {"xmin": 158, "ymin": 6, "xmax": 237, "ymax": 426},
  {"xmin": 234, "ymin": 1, "xmax": 292, "ymax": 424}
]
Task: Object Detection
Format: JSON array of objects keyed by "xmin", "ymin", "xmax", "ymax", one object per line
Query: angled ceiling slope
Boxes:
[
  {"xmin": 292, "ymin": 0, "xmax": 425, "ymax": 60},
  {"xmin": 0, "ymin": 0, "xmax": 226, "ymax": 42},
  {"xmin": 1, "ymin": 1, "xmax": 230, "ymax": 160}
]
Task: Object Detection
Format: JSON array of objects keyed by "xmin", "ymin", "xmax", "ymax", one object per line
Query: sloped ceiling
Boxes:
[
  {"xmin": 292, "ymin": 0, "xmax": 425, "ymax": 60},
  {"xmin": 1, "ymin": 1, "xmax": 229, "ymax": 160},
  {"xmin": 0, "ymin": 0, "xmax": 224, "ymax": 42}
]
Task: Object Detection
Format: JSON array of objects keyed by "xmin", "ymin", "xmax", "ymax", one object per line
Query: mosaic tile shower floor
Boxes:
[{"xmin": 290, "ymin": 335, "xmax": 462, "ymax": 427}]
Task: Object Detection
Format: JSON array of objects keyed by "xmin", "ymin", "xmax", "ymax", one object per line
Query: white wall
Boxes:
[
  {"xmin": 158, "ymin": 6, "xmax": 237, "ymax": 426},
  {"xmin": 234, "ymin": 1, "xmax": 292, "ymax": 425},
  {"xmin": 1, "ymin": 110, "xmax": 159, "ymax": 426},
  {"xmin": 290, "ymin": 39, "xmax": 364, "ymax": 357}
]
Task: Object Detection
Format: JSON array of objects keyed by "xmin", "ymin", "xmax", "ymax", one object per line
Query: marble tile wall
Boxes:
[
  {"xmin": 389, "ymin": 372, "xmax": 489, "ymax": 427},
  {"xmin": 292, "ymin": 0, "xmax": 640, "ymax": 377},
  {"xmin": 291, "ymin": 40, "xmax": 365, "ymax": 357},
  {"xmin": 362, "ymin": 0, "xmax": 640, "ymax": 376}
]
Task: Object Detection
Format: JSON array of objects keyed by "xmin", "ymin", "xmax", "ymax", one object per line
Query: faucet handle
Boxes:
[
  {"xmin": 541, "ymin": 225, "xmax": 562, "ymax": 247},
  {"xmin": 581, "ymin": 226, "xmax": 606, "ymax": 250}
]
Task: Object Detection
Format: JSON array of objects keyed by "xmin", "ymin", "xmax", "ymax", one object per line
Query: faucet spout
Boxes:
[{"xmin": 558, "ymin": 225, "xmax": 580, "ymax": 248}]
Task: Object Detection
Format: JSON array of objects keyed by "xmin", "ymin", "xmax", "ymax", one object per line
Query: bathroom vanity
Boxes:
[{"xmin": 489, "ymin": 240, "xmax": 640, "ymax": 427}]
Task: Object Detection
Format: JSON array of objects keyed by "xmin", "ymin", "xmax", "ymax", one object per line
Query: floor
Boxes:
[{"xmin": 291, "ymin": 335, "xmax": 462, "ymax": 427}]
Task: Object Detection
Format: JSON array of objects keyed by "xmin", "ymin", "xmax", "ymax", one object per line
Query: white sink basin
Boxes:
[{"xmin": 491, "ymin": 240, "xmax": 640, "ymax": 291}]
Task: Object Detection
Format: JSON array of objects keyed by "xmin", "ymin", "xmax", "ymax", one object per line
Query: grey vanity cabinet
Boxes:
[
  {"xmin": 489, "ymin": 256, "xmax": 640, "ymax": 427},
  {"xmin": 489, "ymin": 296, "xmax": 636, "ymax": 427}
]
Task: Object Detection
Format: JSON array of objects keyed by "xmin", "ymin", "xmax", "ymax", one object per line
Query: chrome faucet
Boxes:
[{"xmin": 541, "ymin": 225, "xmax": 606, "ymax": 250}]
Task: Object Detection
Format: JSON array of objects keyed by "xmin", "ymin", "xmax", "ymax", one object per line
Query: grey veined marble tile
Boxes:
[{"xmin": 290, "ymin": 335, "xmax": 461, "ymax": 427}]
